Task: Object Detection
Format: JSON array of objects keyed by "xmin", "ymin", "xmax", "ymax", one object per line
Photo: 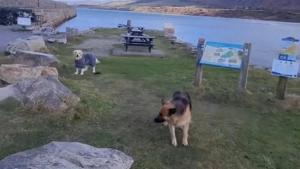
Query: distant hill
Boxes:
[
  {"xmin": 77, "ymin": 0, "xmax": 300, "ymax": 22},
  {"xmin": 131, "ymin": 0, "xmax": 300, "ymax": 10}
]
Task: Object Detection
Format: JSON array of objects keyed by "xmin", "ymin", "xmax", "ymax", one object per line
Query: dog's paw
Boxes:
[
  {"xmin": 163, "ymin": 121, "xmax": 168, "ymax": 126},
  {"xmin": 182, "ymin": 139, "xmax": 188, "ymax": 146},
  {"xmin": 171, "ymin": 139, "xmax": 177, "ymax": 147}
]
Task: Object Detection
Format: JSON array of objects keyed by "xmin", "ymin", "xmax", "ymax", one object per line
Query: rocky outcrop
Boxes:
[
  {"xmin": 14, "ymin": 50, "xmax": 60, "ymax": 67},
  {"xmin": 0, "ymin": 64, "xmax": 58, "ymax": 84},
  {"xmin": 6, "ymin": 36, "xmax": 48, "ymax": 54},
  {"xmin": 0, "ymin": 141, "xmax": 134, "ymax": 169},
  {"xmin": 0, "ymin": 76, "xmax": 79, "ymax": 111}
]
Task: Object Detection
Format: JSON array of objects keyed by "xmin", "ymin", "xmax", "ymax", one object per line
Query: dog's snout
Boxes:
[{"xmin": 154, "ymin": 117, "xmax": 165, "ymax": 123}]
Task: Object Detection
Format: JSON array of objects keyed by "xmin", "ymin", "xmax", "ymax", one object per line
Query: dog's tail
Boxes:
[
  {"xmin": 96, "ymin": 58, "xmax": 101, "ymax": 64},
  {"xmin": 185, "ymin": 92, "xmax": 192, "ymax": 111},
  {"xmin": 96, "ymin": 59, "xmax": 100, "ymax": 64}
]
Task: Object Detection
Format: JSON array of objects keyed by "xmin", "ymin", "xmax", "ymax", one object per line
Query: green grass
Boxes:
[{"xmin": 0, "ymin": 29, "xmax": 300, "ymax": 169}]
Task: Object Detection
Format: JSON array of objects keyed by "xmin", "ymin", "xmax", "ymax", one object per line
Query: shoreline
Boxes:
[{"xmin": 76, "ymin": 5, "xmax": 300, "ymax": 24}]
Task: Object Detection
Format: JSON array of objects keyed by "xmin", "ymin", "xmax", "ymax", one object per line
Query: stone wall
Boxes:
[
  {"xmin": 0, "ymin": 0, "xmax": 77, "ymax": 27},
  {"xmin": 33, "ymin": 8, "xmax": 77, "ymax": 27}
]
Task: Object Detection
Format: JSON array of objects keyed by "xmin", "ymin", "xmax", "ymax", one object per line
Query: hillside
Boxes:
[
  {"xmin": 77, "ymin": 0, "xmax": 300, "ymax": 23},
  {"xmin": 132, "ymin": 0, "xmax": 300, "ymax": 10}
]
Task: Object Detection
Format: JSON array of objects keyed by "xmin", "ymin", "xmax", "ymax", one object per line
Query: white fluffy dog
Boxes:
[{"xmin": 73, "ymin": 50, "xmax": 100, "ymax": 75}]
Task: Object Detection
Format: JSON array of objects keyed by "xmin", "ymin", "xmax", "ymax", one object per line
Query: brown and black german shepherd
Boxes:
[{"xmin": 154, "ymin": 91, "xmax": 192, "ymax": 147}]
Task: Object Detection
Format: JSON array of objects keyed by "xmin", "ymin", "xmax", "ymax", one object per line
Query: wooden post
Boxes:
[
  {"xmin": 193, "ymin": 38, "xmax": 206, "ymax": 87},
  {"xmin": 127, "ymin": 20, "xmax": 131, "ymax": 28},
  {"xmin": 276, "ymin": 77, "xmax": 288, "ymax": 100},
  {"xmin": 238, "ymin": 43, "xmax": 251, "ymax": 94}
]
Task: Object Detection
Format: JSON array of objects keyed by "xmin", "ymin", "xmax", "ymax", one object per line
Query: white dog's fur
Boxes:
[{"xmin": 73, "ymin": 50, "xmax": 100, "ymax": 75}]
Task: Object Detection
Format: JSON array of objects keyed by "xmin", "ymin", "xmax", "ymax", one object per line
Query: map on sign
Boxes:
[
  {"xmin": 279, "ymin": 37, "xmax": 299, "ymax": 61},
  {"xmin": 200, "ymin": 42, "xmax": 244, "ymax": 69}
]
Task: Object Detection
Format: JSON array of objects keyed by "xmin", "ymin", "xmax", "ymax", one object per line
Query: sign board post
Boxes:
[
  {"xmin": 272, "ymin": 37, "xmax": 300, "ymax": 100},
  {"xmin": 238, "ymin": 43, "xmax": 251, "ymax": 94},
  {"xmin": 193, "ymin": 38, "xmax": 206, "ymax": 87},
  {"xmin": 193, "ymin": 39, "xmax": 251, "ymax": 94}
]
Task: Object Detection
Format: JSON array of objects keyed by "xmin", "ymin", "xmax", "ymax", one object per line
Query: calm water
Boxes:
[{"xmin": 58, "ymin": 8, "xmax": 300, "ymax": 69}]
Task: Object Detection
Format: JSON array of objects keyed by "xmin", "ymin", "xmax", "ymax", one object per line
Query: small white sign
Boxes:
[
  {"xmin": 163, "ymin": 22, "xmax": 173, "ymax": 29},
  {"xmin": 17, "ymin": 17, "xmax": 31, "ymax": 26},
  {"xmin": 271, "ymin": 59, "xmax": 299, "ymax": 78}
]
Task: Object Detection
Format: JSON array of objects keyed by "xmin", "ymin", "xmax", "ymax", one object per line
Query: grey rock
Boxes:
[
  {"xmin": 171, "ymin": 39, "xmax": 184, "ymax": 44},
  {"xmin": 0, "ymin": 85, "xmax": 14, "ymax": 102},
  {"xmin": 66, "ymin": 27, "xmax": 79, "ymax": 41},
  {"xmin": 10, "ymin": 76, "xmax": 79, "ymax": 111},
  {"xmin": 0, "ymin": 141, "xmax": 134, "ymax": 169},
  {"xmin": 6, "ymin": 36, "xmax": 48, "ymax": 54},
  {"xmin": 47, "ymin": 37, "xmax": 67, "ymax": 44},
  {"xmin": 0, "ymin": 64, "xmax": 58, "ymax": 84},
  {"xmin": 41, "ymin": 27, "xmax": 57, "ymax": 36},
  {"xmin": 6, "ymin": 38, "xmax": 29, "ymax": 54},
  {"xmin": 164, "ymin": 33, "xmax": 177, "ymax": 40},
  {"xmin": 14, "ymin": 50, "xmax": 60, "ymax": 67}
]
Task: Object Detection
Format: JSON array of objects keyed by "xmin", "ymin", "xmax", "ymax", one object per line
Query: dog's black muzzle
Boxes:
[{"xmin": 154, "ymin": 117, "xmax": 165, "ymax": 123}]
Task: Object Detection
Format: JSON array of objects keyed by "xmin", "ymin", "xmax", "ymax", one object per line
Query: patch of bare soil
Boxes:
[
  {"xmin": 71, "ymin": 34, "xmax": 121, "ymax": 57},
  {"xmin": 277, "ymin": 94, "xmax": 300, "ymax": 109}
]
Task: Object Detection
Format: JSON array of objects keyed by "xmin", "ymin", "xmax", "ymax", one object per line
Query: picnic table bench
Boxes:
[
  {"xmin": 127, "ymin": 27, "xmax": 144, "ymax": 36},
  {"xmin": 121, "ymin": 34, "xmax": 156, "ymax": 53}
]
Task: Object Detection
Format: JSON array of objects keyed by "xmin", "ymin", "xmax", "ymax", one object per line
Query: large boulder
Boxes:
[
  {"xmin": 0, "ymin": 76, "xmax": 79, "ymax": 111},
  {"xmin": 14, "ymin": 50, "xmax": 60, "ymax": 67},
  {"xmin": 0, "ymin": 64, "xmax": 58, "ymax": 84},
  {"xmin": 6, "ymin": 36, "xmax": 48, "ymax": 54},
  {"xmin": 0, "ymin": 141, "xmax": 134, "ymax": 169},
  {"xmin": 66, "ymin": 27, "xmax": 79, "ymax": 41}
]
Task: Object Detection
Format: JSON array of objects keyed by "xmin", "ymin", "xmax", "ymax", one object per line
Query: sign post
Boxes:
[
  {"xmin": 272, "ymin": 37, "xmax": 300, "ymax": 100},
  {"xmin": 238, "ymin": 43, "xmax": 251, "ymax": 94},
  {"xmin": 193, "ymin": 40, "xmax": 251, "ymax": 93},
  {"xmin": 193, "ymin": 38, "xmax": 206, "ymax": 87}
]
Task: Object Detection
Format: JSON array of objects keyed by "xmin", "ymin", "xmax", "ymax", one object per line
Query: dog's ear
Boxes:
[{"xmin": 168, "ymin": 108, "xmax": 176, "ymax": 116}]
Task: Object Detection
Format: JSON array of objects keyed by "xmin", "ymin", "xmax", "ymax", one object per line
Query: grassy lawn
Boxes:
[{"xmin": 0, "ymin": 29, "xmax": 300, "ymax": 169}]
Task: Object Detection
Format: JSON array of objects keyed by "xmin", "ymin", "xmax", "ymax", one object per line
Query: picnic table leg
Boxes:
[
  {"xmin": 125, "ymin": 45, "xmax": 128, "ymax": 52},
  {"xmin": 148, "ymin": 47, "xmax": 152, "ymax": 53}
]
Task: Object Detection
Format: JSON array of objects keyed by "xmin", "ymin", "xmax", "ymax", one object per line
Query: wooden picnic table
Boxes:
[
  {"xmin": 127, "ymin": 27, "xmax": 144, "ymax": 36},
  {"xmin": 121, "ymin": 34, "xmax": 156, "ymax": 53}
]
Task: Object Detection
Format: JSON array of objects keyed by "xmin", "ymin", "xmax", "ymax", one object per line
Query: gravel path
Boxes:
[
  {"xmin": 0, "ymin": 26, "xmax": 32, "ymax": 51},
  {"xmin": 71, "ymin": 38, "xmax": 120, "ymax": 57}
]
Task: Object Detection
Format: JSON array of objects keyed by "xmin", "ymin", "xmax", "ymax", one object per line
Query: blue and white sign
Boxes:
[
  {"xmin": 271, "ymin": 59, "xmax": 299, "ymax": 78},
  {"xmin": 279, "ymin": 37, "xmax": 299, "ymax": 61},
  {"xmin": 271, "ymin": 37, "xmax": 299, "ymax": 78},
  {"xmin": 200, "ymin": 42, "xmax": 244, "ymax": 69}
]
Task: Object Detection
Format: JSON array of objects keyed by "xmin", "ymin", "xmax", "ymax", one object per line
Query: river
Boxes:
[{"xmin": 58, "ymin": 8, "xmax": 300, "ymax": 70}]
